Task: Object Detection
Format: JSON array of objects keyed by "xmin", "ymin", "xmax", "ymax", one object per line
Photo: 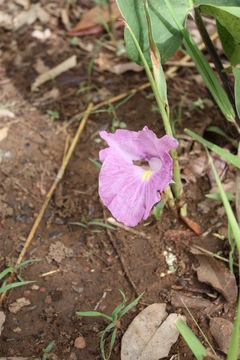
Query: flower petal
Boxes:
[
  {"xmin": 136, "ymin": 126, "xmax": 178, "ymax": 159},
  {"xmin": 100, "ymin": 129, "xmax": 141, "ymax": 163},
  {"xmin": 99, "ymin": 153, "xmax": 161, "ymax": 226}
]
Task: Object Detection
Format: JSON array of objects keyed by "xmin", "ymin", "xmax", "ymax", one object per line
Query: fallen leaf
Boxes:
[
  {"xmin": 0, "ymin": 11, "xmax": 13, "ymax": 30},
  {"xmin": 96, "ymin": 52, "xmax": 143, "ymax": 75},
  {"xmin": 13, "ymin": 4, "xmax": 50, "ymax": 30},
  {"xmin": 9, "ymin": 297, "xmax": 31, "ymax": 314},
  {"xmin": 0, "ymin": 127, "xmax": 9, "ymax": 142},
  {"xmin": 210, "ymin": 317, "xmax": 239, "ymax": 355},
  {"xmin": 193, "ymin": 254, "xmax": 237, "ymax": 303},
  {"xmin": 0, "ymin": 311, "xmax": 6, "ymax": 336},
  {"xmin": 32, "ymin": 29, "xmax": 51, "ymax": 41},
  {"xmin": 121, "ymin": 303, "xmax": 185, "ymax": 360},
  {"xmin": 14, "ymin": 0, "xmax": 31, "ymax": 9},
  {"xmin": 0, "ymin": 109, "xmax": 15, "ymax": 119},
  {"xmin": 171, "ymin": 292, "xmax": 212, "ymax": 311},
  {"xmin": 68, "ymin": 3, "xmax": 122, "ymax": 37},
  {"xmin": 31, "ymin": 55, "xmax": 77, "ymax": 91}
]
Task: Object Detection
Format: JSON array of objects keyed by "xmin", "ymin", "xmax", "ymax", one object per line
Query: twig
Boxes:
[
  {"xmin": 102, "ymin": 208, "xmax": 139, "ymax": 297},
  {"xmin": 59, "ymin": 32, "xmax": 218, "ymax": 133},
  {"xmin": 107, "ymin": 217, "xmax": 150, "ymax": 239},
  {"xmin": 40, "ymin": 269, "xmax": 61, "ymax": 278},
  {"xmin": 191, "ymin": 244, "xmax": 239, "ymax": 267},
  {"xmin": 0, "ymin": 103, "xmax": 93, "ymax": 306}
]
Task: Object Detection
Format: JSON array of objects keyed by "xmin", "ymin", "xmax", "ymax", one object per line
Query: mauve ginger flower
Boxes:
[{"xmin": 98, "ymin": 126, "xmax": 178, "ymax": 227}]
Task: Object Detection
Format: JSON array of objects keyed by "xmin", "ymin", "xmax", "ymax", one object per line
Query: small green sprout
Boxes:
[
  {"xmin": 42, "ymin": 340, "xmax": 55, "ymax": 360},
  {"xmin": 77, "ymin": 291, "xmax": 144, "ymax": 360},
  {"xmin": 0, "ymin": 258, "xmax": 41, "ymax": 295},
  {"xmin": 46, "ymin": 110, "xmax": 60, "ymax": 121}
]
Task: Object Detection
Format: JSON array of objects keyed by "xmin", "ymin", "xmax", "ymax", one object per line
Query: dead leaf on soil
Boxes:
[
  {"xmin": 192, "ymin": 254, "xmax": 237, "ymax": 303},
  {"xmin": 13, "ymin": 4, "xmax": 49, "ymax": 30},
  {"xmin": 210, "ymin": 317, "xmax": 239, "ymax": 356},
  {"xmin": 0, "ymin": 311, "xmax": 6, "ymax": 336},
  {"xmin": 0, "ymin": 127, "xmax": 9, "ymax": 143},
  {"xmin": 9, "ymin": 297, "xmax": 31, "ymax": 314},
  {"xmin": 0, "ymin": 109, "xmax": 15, "ymax": 119},
  {"xmin": 31, "ymin": 55, "xmax": 77, "ymax": 91},
  {"xmin": 0, "ymin": 11, "xmax": 13, "ymax": 30},
  {"xmin": 121, "ymin": 303, "xmax": 185, "ymax": 360},
  {"xmin": 68, "ymin": 3, "xmax": 122, "ymax": 37},
  {"xmin": 14, "ymin": 0, "xmax": 31, "ymax": 10},
  {"xmin": 96, "ymin": 52, "xmax": 143, "ymax": 75}
]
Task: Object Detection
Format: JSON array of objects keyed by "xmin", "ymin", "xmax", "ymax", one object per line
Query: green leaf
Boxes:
[
  {"xmin": 88, "ymin": 157, "xmax": 102, "ymax": 169},
  {"xmin": 109, "ymin": 328, "xmax": 117, "ymax": 358},
  {"xmin": 76, "ymin": 311, "xmax": 113, "ymax": 322},
  {"xmin": 200, "ymin": 5, "xmax": 240, "ymax": 65},
  {"xmin": 0, "ymin": 267, "xmax": 12, "ymax": 281},
  {"xmin": 185, "ymin": 129, "xmax": 240, "ymax": 169},
  {"xmin": 43, "ymin": 340, "xmax": 55, "ymax": 354},
  {"xmin": 116, "ymin": 0, "xmax": 190, "ymax": 66},
  {"xmin": 227, "ymin": 294, "xmax": 240, "ymax": 360},
  {"xmin": 119, "ymin": 292, "xmax": 144, "ymax": 319},
  {"xmin": 176, "ymin": 319, "xmax": 207, "ymax": 360},
  {"xmin": 88, "ymin": 220, "xmax": 116, "ymax": 231},
  {"xmin": 233, "ymin": 67, "xmax": 240, "ymax": 118},
  {"xmin": 112, "ymin": 291, "xmax": 126, "ymax": 319},
  {"xmin": 164, "ymin": 0, "xmax": 235, "ymax": 122},
  {"xmin": 0, "ymin": 280, "xmax": 34, "ymax": 295},
  {"xmin": 206, "ymin": 192, "xmax": 233, "ymax": 201}
]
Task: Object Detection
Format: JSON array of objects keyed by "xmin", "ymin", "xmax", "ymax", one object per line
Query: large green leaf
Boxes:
[
  {"xmin": 201, "ymin": 5, "xmax": 240, "ymax": 65},
  {"xmin": 194, "ymin": 0, "xmax": 240, "ymax": 5},
  {"xmin": 116, "ymin": 0, "xmax": 190, "ymax": 65}
]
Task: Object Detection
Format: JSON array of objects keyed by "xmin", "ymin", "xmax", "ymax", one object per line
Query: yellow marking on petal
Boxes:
[{"xmin": 141, "ymin": 170, "xmax": 153, "ymax": 182}]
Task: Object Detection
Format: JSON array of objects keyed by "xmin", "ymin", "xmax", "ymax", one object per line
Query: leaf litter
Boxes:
[{"xmin": 121, "ymin": 303, "xmax": 185, "ymax": 360}]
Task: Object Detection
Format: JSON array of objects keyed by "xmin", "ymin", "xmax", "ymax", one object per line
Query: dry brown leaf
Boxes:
[
  {"xmin": 68, "ymin": 3, "xmax": 122, "ymax": 36},
  {"xmin": 31, "ymin": 55, "xmax": 77, "ymax": 91},
  {"xmin": 210, "ymin": 317, "xmax": 239, "ymax": 356},
  {"xmin": 121, "ymin": 303, "xmax": 185, "ymax": 360},
  {"xmin": 0, "ymin": 127, "xmax": 9, "ymax": 142},
  {"xmin": 9, "ymin": 297, "xmax": 31, "ymax": 314},
  {"xmin": 96, "ymin": 52, "xmax": 143, "ymax": 75},
  {"xmin": 0, "ymin": 311, "xmax": 6, "ymax": 336},
  {"xmin": 193, "ymin": 254, "xmax": 237, "ymax": 303}
]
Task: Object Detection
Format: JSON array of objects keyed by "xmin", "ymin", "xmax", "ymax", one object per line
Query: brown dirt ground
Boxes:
[{"xmin": 0, "ymin": 1, "xmax": 238, "ymax": 359}]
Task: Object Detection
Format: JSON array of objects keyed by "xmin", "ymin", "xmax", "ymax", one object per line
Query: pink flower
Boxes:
[{"xmin": 99, "ymin": 126, "xmax": 178, "ymax": 227}]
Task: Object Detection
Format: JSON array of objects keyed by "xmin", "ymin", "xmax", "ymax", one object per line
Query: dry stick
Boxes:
[
  {"xmin": 60, "ymin": 32, "xmax": 218, "ymax": 133},
  {"xmin": 102, "ymin": 208, "xmax": 139, "ymax": 297},
  {"xmin": 0, "ymin": 103, "xmax": 94, "ymax": 306}
]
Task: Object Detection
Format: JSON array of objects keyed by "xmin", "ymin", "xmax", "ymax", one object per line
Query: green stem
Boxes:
[{"xmin": 125, "ymin": 23, "xmax": 183, "ymax": 199}]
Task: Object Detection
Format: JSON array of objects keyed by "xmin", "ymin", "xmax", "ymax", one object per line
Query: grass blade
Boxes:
[
  {"xmin": 88, "ymin": 221, "xmax": 116, "ymax": 231},
  {"xmin": 0, "ymin": 280, "xmax": 34, "ymax": 294},
  {"xmin": 227, "ymin": 295, "xmax": 240, "ymax": 360},
  {"xmin": 119, "ymin": 292, "xmax": 144, "ymax": 319},
  {"xmin": 76, "ymin": 311, "xmax": 112, "ymax": 322},
  {"xmin": 207, "ymin": 151, "xmax": 240, "ymax": 254},
  {"xmin": 185, "ymin": 128, "xmax": 240, "ymax": 169},
  {"xmin": 176, "ymin": 319, "xmax": 207, "ymax": 360}
]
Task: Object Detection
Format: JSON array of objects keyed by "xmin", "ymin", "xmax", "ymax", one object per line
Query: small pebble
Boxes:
[
  {"xmin": 39, "ymin": 287, "xmax": 46, "ymax": 293},
  {"xmin": 74, "ymin": 336, "xmax": 86, "ymax": 349},
  {"xmin": 13, "ymin": 327, "xmax": 22, "ymax": 333},
  {"xmin": 31, "ymin": 284, "xmax": 40, "ymax": 290}
]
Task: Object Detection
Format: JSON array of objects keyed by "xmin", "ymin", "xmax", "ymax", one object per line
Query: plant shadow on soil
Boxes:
[{"xmin": 0, "ymin": 1, "xmax": 238, "ymax": 359}]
